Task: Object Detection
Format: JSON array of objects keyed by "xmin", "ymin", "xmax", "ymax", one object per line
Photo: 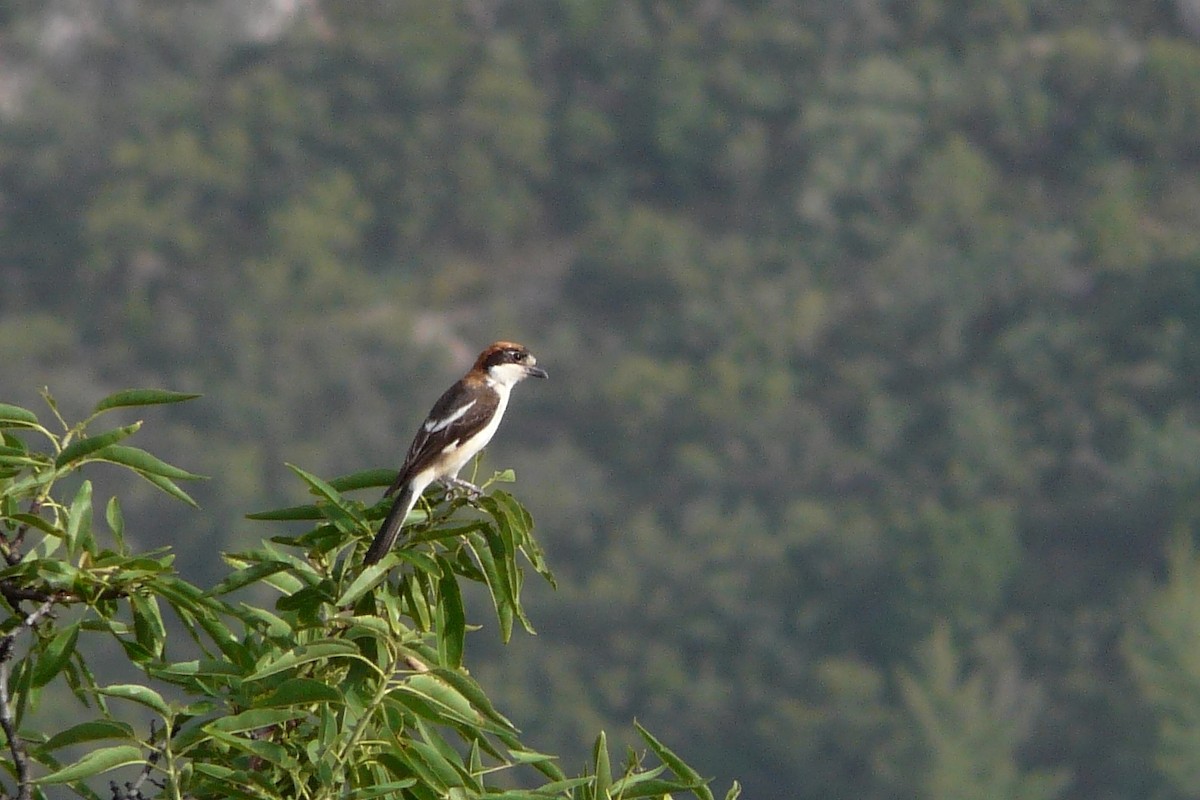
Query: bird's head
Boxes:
[{"xmin": 475, "ymin": 341, "xmax": 548, "ymax": 387}]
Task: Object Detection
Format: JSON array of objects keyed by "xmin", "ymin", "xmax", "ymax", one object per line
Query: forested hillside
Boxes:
[{"xmin": 3, "ymin": 2, "xmax": 1200, "ymax": 797}]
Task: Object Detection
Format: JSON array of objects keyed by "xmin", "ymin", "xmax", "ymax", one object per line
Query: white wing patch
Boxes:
[{"xmin": 423, "ymin": 400, "xmax": 476, "ymax": 434}]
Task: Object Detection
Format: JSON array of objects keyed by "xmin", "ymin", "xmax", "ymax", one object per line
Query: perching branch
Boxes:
[
  {"xmin": 109, "ymin": 720, "xmax": 166, "ymax": 800},
  {"xmin": 0, "ymin": 579, "xmax": 128, "ymax": 609},
  {"xmin": 0, "ymin": 597, "xmax": 57, "ymax": 800}
]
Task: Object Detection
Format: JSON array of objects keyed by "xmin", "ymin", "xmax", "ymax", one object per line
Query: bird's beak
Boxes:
[{"xmin": 526, "ymin": 365, "xmax": 548, "ymax": 379}]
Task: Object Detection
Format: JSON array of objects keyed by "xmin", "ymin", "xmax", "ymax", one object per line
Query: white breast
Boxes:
[{"xmin": 438, "ymin": 382, "xmax": 511, "ymax": 478}]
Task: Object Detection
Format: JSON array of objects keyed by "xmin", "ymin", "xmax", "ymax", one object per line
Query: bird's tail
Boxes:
[{"xmin": 363, "ymin": 483, "xmax": 418, "ymax": 566}]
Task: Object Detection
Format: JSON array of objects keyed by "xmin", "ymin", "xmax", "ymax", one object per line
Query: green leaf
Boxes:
[
  {"xmin": 0, "ymin": 448, "xmax": 45, "ymax": 467},
  {"xmin": 335, "ymin": 559, "xmax": 392, "ymax": 606},
  {"xmin": 0, "ymin": 403, "xmax": 39, "ymax": 426},
  {"xmin": 106, "ymin": 496, "xmax": 125, "ymax": 551},
  {"xmin": 465, "ymin": 531, "xmax": 515, "ymax": 642},
  {"xmin": 4, "ymin": 512, "xmax": 58, "ymax": 535},
  {"xmin": 91, "ymin": 444, "xmax": 205, "ymax": 480},
  {"xmin": 246, "ymin": 504, "xmax": 323, "ymax": 521},
  {"xmin": 281, "ymin": 463, "xmax": 369, "ymax": 538},
  {"xmin": 65, "ymin": 480, "xmax": 93, "ymax": 553},
  {"xmin": 205, "ymin": 728, "xmax": 298, "ymax": 769},
  {"xmin": 592, "ymin": 731, "xmax": 612, "ymax": 798},
  {"xmin": 97, "ymin": 684, "xmax": 170, "ymax": 716},
  {"xmin": 431, "ymin": 668, "xmax": 515, "ymax": 731},
  {"xmin": 329, "ymin": 468, "xmax": 397, "ymax": 492},
  {"xmin": 55, "ymin": 423, "xmax": 141, "ymax": 468},
  {"xmin": 42, "ymin": 719, "xmax": 135, "ymax": 751},
  {"xmin": 247, "ymin": 640, "xmax": 361, "ymax": 681},
  {"xmin": 37, "ymin": 745, "xmax": 145, "ymax": 784},
  {"xmin": 92, "ymin": 389, "xmax": 201, "ymax": 414},
  {"xmin": 130, "ymin": 592, "xmax": 166, "ymax": 659},
  {"xmin": 151, "ymin": 659, "xmax": 243, "ymax": 679},
  {"xmin": 436, "ymin": 560, "xmax": 465, "ymax": 669},
  {"xmin": 31, "ymin": 622, "xmax": 80, "ymax": 688},
  {"xmin": 137, "ymin": 470, "xmax": 200, "ymax": 507},
  {"xmin": 259, "ymin": 678, "xmax": 343, "ymax": 708},
  {"xmin": 607, "ymin": 776, "xmax": 698, "ymax": 798},
  {"xmin": 636, "ymin": 721, "xmax": 711, "ymax": 798},
  {"xmin": 205, "ymin": 707, "xmax": 307, "ymax": 734},
  {"xmin": 395, "ymin": 673, "xmax": 489, "ymax": 729},
  {"xmin": 287, "ymin": 463, "xmax": 360, "ymax": 520},
  {"xmin": 489, "ymin": 468, "xmax": 517, "ymax": 484},
  {"xmin": 405, "ymin": 738, "xmax": 466, "ymax": 791},
  {"xmin": 208, "ymin": 561, "xmax": 294, "ymax": 596},
  {"xmin": 233, "ymin": 604, "xmax": 295, "ymax": 638},
  {"xmin": 348, "ymin": 779, "xmax": 419, "ymax": 798}
]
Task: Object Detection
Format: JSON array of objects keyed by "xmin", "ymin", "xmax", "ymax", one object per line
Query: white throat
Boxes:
[{"xmin": 486, "ymin": 362, "xmax": 530, "ymax": 390}]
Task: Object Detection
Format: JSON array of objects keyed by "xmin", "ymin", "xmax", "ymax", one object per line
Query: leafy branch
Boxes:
[{"xmin": 0, "ymin": 390, "xmax": 737, "ymax": 800}]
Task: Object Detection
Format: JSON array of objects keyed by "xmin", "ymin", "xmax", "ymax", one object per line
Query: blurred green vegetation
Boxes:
[{"xmin": 2, "ymin": 1, "xmax": 1200, "ymax": 797}]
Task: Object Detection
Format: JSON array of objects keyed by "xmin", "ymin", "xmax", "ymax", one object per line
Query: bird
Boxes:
[{"xmin": 362, "ymin": 341, "xmax": 548, "ymax": 565}]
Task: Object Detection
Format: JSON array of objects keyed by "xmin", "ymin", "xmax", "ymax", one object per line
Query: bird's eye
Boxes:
[{"xmin": 511, "ymin": 351, "xmax": 525, "ymax": 361}]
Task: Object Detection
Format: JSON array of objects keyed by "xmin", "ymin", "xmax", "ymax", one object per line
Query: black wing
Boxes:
[{"xmin": 384, "ymin": 380, "xmax": 500, "ymax": 496}]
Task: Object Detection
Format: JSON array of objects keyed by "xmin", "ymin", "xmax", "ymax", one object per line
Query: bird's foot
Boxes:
[{"xmin": 443, "ymin": 477, "xmax": 482, "ymax": 499}]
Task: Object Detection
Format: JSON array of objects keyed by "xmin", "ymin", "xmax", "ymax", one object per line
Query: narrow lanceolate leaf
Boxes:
[
  {"xmin": 208, "ymin": 561, "xmax": 294, "ymax": 596},
  {"xmin": 436, "ymin": 559, "xmax": 465, "ymax": 669},
  {"xmin": 205, "ymin": 729, "xmax": 297, "ymax": 769},
  {"xmin": 54, "ymin": 423, "xmax": 141, "ymax": 468},
  {"xmin": 204, "ymin": 707, "xmax": 307, "ymax": 734},
  {"xmin": 0, "ymin": 403, "xmax": 39, "ymax": 426},
  {"xmin": 247, "ymin": 640, "xmax": 361, "ymax": 681},
  {"xmin": 91, "ymin": 444, "xmax": 205, "ymax": 481},
  {"xmin": 259, "ymin": 678, "xmax": 343, "ymax": 708},
  {"xmin": 65, "ymin": 480, "xmax": 93, "ymax": 553},
  {"xmin": 0, "ymin": 447, "xmax": 46, "ymax": 467},
  {"xmin": 286, "ymin": 463, "xmax": 364, "ymax": 532},
  {"xmin": 287, "ymin": 463, "xmax": 353, "ymax": 512},
  {"xmin": 335, "ymin": 559, "xmax": 394, "ymax": 607},
  {"xmin": 97, "ymin": 684, "xmax": 170, "ymax": 716},
  {"xmin": 606, "ymin": 776, "xmax": 698, "ymax": 798},
  {"xmin": 465, "ymin": 531, "xmax": 514, "ymax": 642},
  {"xmin": 592, "ymin": 732, "xmax": 612, "ymax": 799},
  {"xmin": 130, "ymin": 592, "xmax": 167, "ymax": 659},
  {"xmin": 5, "ymin": 512, "xmax": 58, "ymax": 535},
  {"xmin": 106, "ymin": 496, "xmax": 125, "ymax": 550},
  {"xmin": 31, "ymin": 622, "xmax": 80, "ymax": 688},
  {"xmin": 37, "ymin": 745, "xmax": 146, "ymax": 784},
  {"xmin": 91, "ymin": 389, "xmax": 201, "ymax": 414},
  {"xmin": 41, "ymin": 719, "xmax": 135, "ymax": 751},
  {"xmin": 431, "ymin": 668, "xmax": 515, "ymax": 731},
  {"xmin": 328, "ymin": 467, "xmax": 397, "ymax": 492},
  {"xmin": 347, "ymin": 780, "xmax": 418, "ymax": 799},
  {"xmin": 138, "ymin": 471, "xmax": 199, "ymax": 508},
  {"xmin": 396, "ymin": 673, "xmax": 487, "ymax": 729},
  {"xmin": 636, "ymin": 721, "xmax": 711, "ymax": 798},
  {"xmin": 245, "ymin": 504, "xmax": 323, "ymax": 521}
]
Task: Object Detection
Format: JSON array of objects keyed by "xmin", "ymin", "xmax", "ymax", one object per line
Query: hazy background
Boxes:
[{"xmin": 4, "ymin": 1, "xmax": 1200, "ymax": 797}]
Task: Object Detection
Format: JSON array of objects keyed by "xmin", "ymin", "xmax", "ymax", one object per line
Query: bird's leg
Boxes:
[{"xmin": 442, "ymin": 476, "xmax": 482, "ymax": 499}]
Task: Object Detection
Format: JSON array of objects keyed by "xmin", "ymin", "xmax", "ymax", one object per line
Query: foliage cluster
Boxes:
[{"xmin": 0, "ymin": 391, "xmax": 731, "ymax": 799}]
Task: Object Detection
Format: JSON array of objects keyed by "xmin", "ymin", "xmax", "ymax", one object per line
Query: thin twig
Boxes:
[
  {"xmin": 131, "ymin": 720, "xmax": 163, "ymax": 793},
  {"xmin": 110, "ymin": 720, "xmax": 165, "ymax": 800},
  {"xmin": 0, "ymin": 581, "xmax": 127, "ymax": 609},
  {"xmin": 1, "ymin": 499, "xmax": 42, "ymax": 568},
  {"xmin": 0, "ymin": 598, "xmax": 57, "ymax": 800}
]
